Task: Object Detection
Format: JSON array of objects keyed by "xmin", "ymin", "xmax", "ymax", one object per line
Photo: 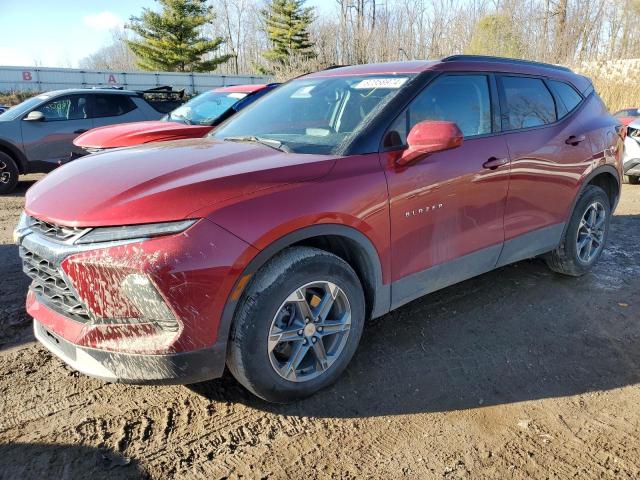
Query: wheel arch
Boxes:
[
  {"xmin": 584, "ymin": 167, "xmax": 620, "ymax": 212},
  {"xmin": 0, "ymin": 139, "xmax": 28, "ymax": 174},
  {"xmin": 217, "ymin": 224, "xmax": 391, "ymax": 353},
  {"xmin": 567, "ymin": 165, "xmax": 620, "ymax": 222}
]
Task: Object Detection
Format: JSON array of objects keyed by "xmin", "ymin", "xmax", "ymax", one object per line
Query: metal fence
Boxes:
[{"xmin": 0, "ymin": 66, "xmax": 268, "ymax": 94}]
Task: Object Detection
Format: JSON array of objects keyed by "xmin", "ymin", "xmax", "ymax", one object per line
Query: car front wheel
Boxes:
[
  {"xmin": 227, "ymin": 247, "xmax": 365, "ymax": 403},
  {"xmin": 0, "ymin": 152, "xmax": 19, "ymax": 195}
]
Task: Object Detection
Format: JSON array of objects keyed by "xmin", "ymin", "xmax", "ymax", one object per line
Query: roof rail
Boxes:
[
  {"xmin": 322, "ymin": 64, "xmax": 351, "ymax": 71},
  {"xmin": 441, "ymin": 55, "xmax": 572, "ymax": 73}
]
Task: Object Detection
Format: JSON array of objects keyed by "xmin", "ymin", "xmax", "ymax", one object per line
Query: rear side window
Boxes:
[
  {"xmin": 90, "ymin": 94, "xmax": 136, "ymax": 118},
  {"xmin": 501, "ymin": 76, "xmax": 556, "ymax": 130},
  {"xmin": 384, "ymin": 74, "xmax": 492, "ymax": 148},
  {"xmin": 548, "ymin": 80, "xmax": 582, "ymax": 118}
]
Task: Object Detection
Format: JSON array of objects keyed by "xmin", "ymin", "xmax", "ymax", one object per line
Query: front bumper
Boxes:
[
  {"xmin": 35, "ymin": 318, "xmax": 226, "ymax": 384},
  {"xmin": 17, "ymin": 214, "xmax": 257, "ymax": 384}
]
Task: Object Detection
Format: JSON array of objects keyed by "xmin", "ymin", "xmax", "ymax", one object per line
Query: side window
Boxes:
[
  {"xmin": 501, "ymin": 76, "xmax": 556, "ymax": 130},
  {"xmin": 38, "ymin": 95, "xmax": 89, "ymax": 121},
  {"xmin": 91, "ymin": 94, "xmax": 136, "ymax": 118},
  {"xmin": 384, "ymin": 75, "xmax": 491, "ymax": 148},
  {"xmin": 548, "ymin": 80, "xmax": 582, "ymax": 118}
]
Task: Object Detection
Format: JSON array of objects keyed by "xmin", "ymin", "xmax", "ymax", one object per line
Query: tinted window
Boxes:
[
  {"xmin": 384, "ymin": 74, "xmax": 491, "ymax": 148},
  {"xmin": 549, "ymin": 80, "xmax": 582, "ymax": 118},
  {"xmin": 501, "ymin": 76, "xmax": 556, "ymax": 130},
  {"xmin": 39, "ymin": 95, "xmax": 89, "ymax": 121},
  {"xmin": 91, "ymin": 94, "xmax": 136, "ymax": 118}
]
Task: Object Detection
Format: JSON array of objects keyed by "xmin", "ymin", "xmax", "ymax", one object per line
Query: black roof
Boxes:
[{"xmin": 441, "ymin": 55, "xmax": 573, "ymax": 73}]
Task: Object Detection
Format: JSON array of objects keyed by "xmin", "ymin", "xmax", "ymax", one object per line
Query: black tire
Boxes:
[
  {"xmin": 545, "ymin": 185, "xmax": 611, "ymax": 276},
  {"xmin": 0, "ymin": 152, "xmax": 19, "ymax": 195},
  {"xmin": 227, "ymin": 247, "xmax": 365, "ymax": 403},
  {"xmin": 629, "ymin": 175, "xmax": 640, "ymax": 185}
]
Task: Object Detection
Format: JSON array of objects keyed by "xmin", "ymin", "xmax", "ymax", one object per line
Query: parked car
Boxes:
[
  {"xmin": 613, "ymin": 107, "xmax": 640, "ymax": 126},
  {"xmin": 623, "ymin": 118, "xmax": 640, "ymax": 184},
  {"xmin": 15, "ymin": 56, "xmax": 622, "ymax": 403},
  {"xmin": 0, "ymin": 104, "xmax": 8, "ymax": 114},
  {"xmin": 73, "ymin": 84, "xmax": 279, "ymax": 156},
  {"xmin": 0, "ymin": 88, "xmax": 178, "ymax": 193}
]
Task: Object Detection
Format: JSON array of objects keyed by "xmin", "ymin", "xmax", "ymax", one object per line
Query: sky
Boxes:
[{"xmin": 0, "ymin": 0, "xmax": 331, "ymax": 69}]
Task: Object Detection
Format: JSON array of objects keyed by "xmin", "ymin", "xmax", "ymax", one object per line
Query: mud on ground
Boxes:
[{"xmin": 0, "ymin": 176, "xmax": 639, "ymax": 479}]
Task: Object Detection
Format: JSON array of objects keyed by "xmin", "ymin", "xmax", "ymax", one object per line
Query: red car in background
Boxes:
[
  {"xmin": 16, "ymin": 56, "xmax": 622, "ymax": 403},
  {"xmin": 73, "ymin": 83, "xmax": 278, "ymax": 155},
  {"xmin": 613, "ymin": 107, "xmax": 640, "ymax": 126}
]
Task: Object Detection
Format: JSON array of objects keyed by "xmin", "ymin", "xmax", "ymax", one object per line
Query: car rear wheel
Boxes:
[
  {"xmin": 545, "ymin": 185, "xmax": 611, "ymax": 276},
  {"xmin": 0, "ymin": 153, "xmax": 19, "ymax": 195},
  {"xmin": 629, "ymin": 175, "xmax": 640, "ymax": 185},
  {"xmin": 227, "ymin": 247, "xmax": 365, "ymax": 403}
]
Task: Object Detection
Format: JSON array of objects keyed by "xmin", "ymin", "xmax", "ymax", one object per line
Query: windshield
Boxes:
[
  {"xmin": 614, "ymin": 108, "xmax": 640, "ymax": 118},
  {"xmin": 167, "ymin": 91, "xmax": 247, "ymax": 125},
  {"xmin": 0, "ymin": 94, "xmax": 52, "ymax": 121},
  {"xmin": 211, "ymin": 74, "xmax": 415, "ymax": 155}
]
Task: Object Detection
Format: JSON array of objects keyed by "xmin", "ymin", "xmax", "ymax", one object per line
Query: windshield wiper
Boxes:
[{"xmin": 223, "ymin": 136, "xmax": 291, "ymax": 153}]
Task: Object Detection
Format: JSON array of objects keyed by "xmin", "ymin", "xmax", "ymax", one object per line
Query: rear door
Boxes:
[
  {"xmin": 380, "ymin": 73, "xmax": 511, "ymax": 307},
  {"xmin": 495, "ymin": 75, "xmax": 593, "ymax": 265},
  {"xmin": 89, "ymin": 94, "xmax": 146, "ymax": 128},
  {"xmin": 21, "ymin": 94, "xmax": 93, "ymax": 168}
]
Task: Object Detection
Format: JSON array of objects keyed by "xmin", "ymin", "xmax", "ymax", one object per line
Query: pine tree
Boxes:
[
  {"xmin": 127, "ymin": 0, "xmax": 232, "ymax": 72},
  {"xmin": 260, "ymin": 0, "xmax": 316, "ymax": 73}
]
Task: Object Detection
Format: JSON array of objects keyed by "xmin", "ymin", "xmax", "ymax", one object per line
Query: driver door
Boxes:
[
  {"xmin": 380, "ymin": 73, "xmax": 511, "ymax": 308},
  {"xmin": 21, "ymin": 94, "xmax": 92, "ymax": 169}
]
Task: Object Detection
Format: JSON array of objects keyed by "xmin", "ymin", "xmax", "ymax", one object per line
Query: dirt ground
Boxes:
[{"xmin": 0, "ymin": 175, "xmax": 639, "ymax": 480}]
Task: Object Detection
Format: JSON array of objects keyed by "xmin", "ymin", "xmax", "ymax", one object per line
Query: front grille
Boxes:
[
  {"xmin": 28, "ymin": 217, "xmax": 87, "ymax": 243},
  {"xmin": 20, "ymin": 246, "xmax": 91, "ymax": 323}
]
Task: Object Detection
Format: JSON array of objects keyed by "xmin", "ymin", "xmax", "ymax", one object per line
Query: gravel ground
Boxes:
[{"xmin": 0, "ymin": 175, "xmax": 639, "ymax": 479}]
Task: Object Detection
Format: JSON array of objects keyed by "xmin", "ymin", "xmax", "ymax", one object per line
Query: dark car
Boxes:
[
  {"xmin": 15, "ymin": 56, "xmax": 621, "ymax": 403},
  {"xmin": 0, "ymin": 88, "xmax": 178, "ymax": 194}
]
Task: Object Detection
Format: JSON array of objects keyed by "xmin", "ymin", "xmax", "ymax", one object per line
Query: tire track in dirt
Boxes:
[{"xmin": 1, "ymin": 182, "xmax": 640, "ymax": 479}]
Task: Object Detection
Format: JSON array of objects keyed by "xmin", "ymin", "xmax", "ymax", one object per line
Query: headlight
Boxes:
[{"xmin": 75, "ymin": 219, "xmax": 196, "ymax": 244}]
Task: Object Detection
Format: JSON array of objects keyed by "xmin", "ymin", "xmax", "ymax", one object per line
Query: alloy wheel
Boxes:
[
  {"xmin": 0, "ymin": 161, "xmax": 10, "ymax": 184},
  {"xmin": 268, "ymin": 281, "xmax": 351, "ymax": 382},
  {"xmin": 576, "ymin": 201, "xmax": 606, "ymax": 263}
]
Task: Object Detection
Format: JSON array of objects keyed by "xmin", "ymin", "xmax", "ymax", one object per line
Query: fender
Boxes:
[
  {"xmin": 0, "ymin": 139, "xmax": 28, "ymax": 173},
  {"xmin": 214, "ymin": 223, "xmax": 391, "ymax": 353},
  {"xmin": 565, "ymin": 164, "xmax": 620, "ymax": 227}
]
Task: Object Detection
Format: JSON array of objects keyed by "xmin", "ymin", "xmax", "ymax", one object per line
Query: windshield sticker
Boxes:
[
  {"xmin": 291, "ymin": 85, "xmax": 315, "ymax": 98},
  {"xmin": 353, "ymin": 78, "xmax": 408, "ymax": 90}
]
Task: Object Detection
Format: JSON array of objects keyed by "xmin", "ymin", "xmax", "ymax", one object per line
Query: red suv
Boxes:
[{"xmin": 16, "ymin": 56, "xmax": 622, "ymax": 403}]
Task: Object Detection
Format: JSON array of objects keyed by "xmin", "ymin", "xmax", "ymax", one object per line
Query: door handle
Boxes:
[
  {"xmin": 565, "ymin": 135, "xmax": 586, "ymax": 145},
  {"xmin": 73, "ymin": 129, "xmax": 88, "ymax": 134},
  {"xmin": 482, "ymin": 157, "xmax": 508, "ymax": 170}
]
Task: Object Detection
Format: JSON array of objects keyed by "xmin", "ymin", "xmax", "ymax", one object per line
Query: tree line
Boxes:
[{"xmin": 80, "ymin": 0, "xmax": 640, "ymax": 79}]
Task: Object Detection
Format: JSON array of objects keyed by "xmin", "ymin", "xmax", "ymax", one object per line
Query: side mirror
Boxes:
[
  {"xmin": 24, "ymin": 111, "xmax": 44, "ymax": 122},
  {"xmin": 397, "ymin": 120, "xmax": 464, "ymax": 166}
]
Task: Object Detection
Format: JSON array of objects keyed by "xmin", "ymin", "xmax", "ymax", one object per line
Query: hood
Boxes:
[
  {"xmin": 26, "ymin": 138, "xmax": 336, "ymax": 226},
  {"xmin": 73, "ymin": 121, "xmax": 213, "ymax": 148},
  {"xmin": 627, "ymin": 117, "xmax": 640, "ymax": 129},
  {"xmin": 619, "ymin": 116, "xmax": 639, "ymax": 127}
]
